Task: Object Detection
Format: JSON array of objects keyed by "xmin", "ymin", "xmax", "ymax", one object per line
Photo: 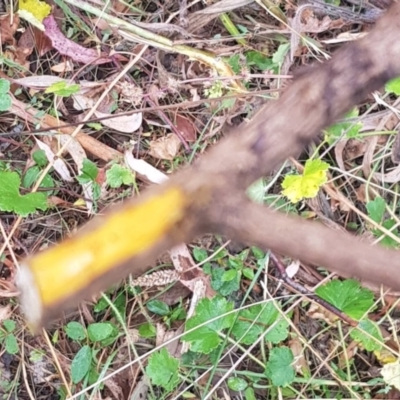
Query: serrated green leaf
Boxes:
[
  {"xmin": 45, "ymin": 81, "xmax": 80, "ymax": 97},
  {"xmin": 350, "ymin": 319, "xmax": 383, "ymax": 352},
  {"xmin": 222, "ymin": 269, "xmax": 238, "ymax": 282},
  {"xmin": 139, "ymin": 322, "xmax": 156, "ymax": 338},
  {"xmin": 87, "ymin": 323, "xmax": 115, "ymax": 342},
  {"xmin": 245, "ymin": 51, "xmax": 274, "ymax": 71},
  {"xmin": 0, "ymin": 171, "xmax": 48, "ymax": 216},
  {"xmin": 265, "ymin": 347, "xmax": 295, "ymax": 387},
  {"xmin": 232, "ymin": 302, "xmax": 289, "ymax": 345},
  {"xmin": 228, "ymin": 377, "xmax": 248, "ymax": 391},
  {"xmin": 227, "ymin": 54, "xmax": 241, "ymax": 74},
  {"xmin": 5, "ymin": 334, "xmax": 19, "ymax": 355},
  {"xmin": 315, "ymin": 279, "xmax": 374, "ymax": 320},
  {"xmin": 366, "ymin": 197, "xmax": 386, "ymax": 223},
  {"xmin": 386, "ymin": 77, "xmax": 400, "ymax": 95},
  {"xmin": 106, "ymin": 164, "xmax": 134, "ymax": 188},
  {"xmin": 282, "ymin": 159, "xmax": 330, "ymax": 203},
  {"xmin": 71, "ymin": 345, "xmax": 92, "ymax": 384},
  {"xmin": 65, "ymin": 321, "xmax": 86, "ymax": 341},
  {"xmin": 183, "ymin": 297, "xmax": 235, "ymax": 354},
  {"xmin": 147, "ymin": 300, "xmax": 170, "ymax": 316},
  {"xmin": 146, "ymin": 348, "xmax": 180, "ymax": 391}
]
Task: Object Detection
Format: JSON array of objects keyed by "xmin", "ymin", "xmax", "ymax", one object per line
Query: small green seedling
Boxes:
[{"xmin": 0, "ymin": 320, "xmax": 19, "ymax": 355}]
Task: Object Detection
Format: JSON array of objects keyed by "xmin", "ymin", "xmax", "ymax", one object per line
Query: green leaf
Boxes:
[
  {"xmin": 32, "ymin": 149, "xmax": 48, "ymax": 167},
  {"xmin": 22, "ymin": 166, "xmax": 54, "ymax": 195},
  {"xmin": 247, "ymin": 178, "xmax": 266, "ymax": 204},
  {"xmin": 282, "ymin": 159, "xmax": 330, "ymax": 203},
  {"xmin": 146, "ymin": 348, "xmax": 180, "ymax": 391},
  {"xmin": 0, "ymin": 79, "xmax": 10, "ymax": 93},
  {"xmin": 71, "ymin": 345, "xmax": 92, "ymax": 384},
  {"xmin": 3, "ymin": 320, "xmax": 16, "ymax": 333},
  {"xmin": 139, "ymin": 322, "xmax": 156, "ymax": 338},
  {"xmin": 0, "ymin": 171, "xmax": 48, "ymax": 216},
  {"xmin": 245, "ymin": 51, "xmax": 274, "ymax": 71},
  {"xmin": 350, "ymin": 319, "xmax": 384, "ymax": 352},
  {"xmin": 222, "ymin": 269, "xmax": 238, "ymax": 282},
  {"xmin": 366, "ymin": 197, "xmax": 386, "ymax": 223},
  {"xmin": 243, "ymin": 267, "xmax": 255, "ymax": 280},
  {"xmin": 77, "ymin": 159, "xmax": 98, "ymax": 184},
  {"xmin": 65, "ymin": 321, "xmax": 87, "ymax": 341},
  {"xmin": 272, "ymin": 43, "xmax": 290, "ymax": 66},
  {"xmin": 232, "ymin": 302, "xmax": 289, "ymax": 345},
  {"xmin": 227, "ymin": 54, "xmax": 241, "ymax": 74},
  {"xmin": 5, "ymin": 334, "xmax": 19, "ymax": 355},
  {"xmin": 193, "ymin": 247, "xmax": 208, "ymax": 262},
  {"xmin": 386, "ymin": 76, "xmax": 400, "ymax": 95},
  {"xmin": 244, "ymin": 387, "xmax": 257, "ymax": 400},
  {"xmin": 106, "ymin": 164, "xmax": 134, "ymax": 188},
  {"xmin": 45, "ymin": 81, "xmax": 80, "ymax": 97},
  {"xmin": 29, "ymin": 349, "xmax": 45, "ymax": 362},
  {"xmin": 0, "ymin": 94, "xmax": 12, "ymax": 112},
  {"xmin": 324, "ymin": 109, "xmax": 363, "ymax": 144},
  {"xmin": 315, "ymin": 279, "xmax": 374, "ymax": 320},
  {"xmin": 87, "ymin": 322, "xmax": 116, "ymax": 342},
  {"xmin": 228, "ymin": 377, "xmax": 248, "ymax": 391},
  {"xmin": 265, "ymin": 347, "xmax": 295, "ymax": 387},
  {"xmin": 211, "ymin": 266, "xmax": 241, "ymax": 296},
  {"xmin": 373, "ymin": 219, "xmax": 399, "ymax": 249},
  {"xmin": 147, "ymin": 300, "xmax": 170, "ymax": 316},
  {"xmin": 184, "ymin": 297, "xmax": 235, "ymax": 354}
]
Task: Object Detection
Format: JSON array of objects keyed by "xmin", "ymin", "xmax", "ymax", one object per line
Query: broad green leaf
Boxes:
[
  {"xmin": 232, "ymin": 302, "xmax": 289, "ymax": 345},
  {"xmin": 87, "ymin": 323, "xmax": 115, "ymax": 342},
  {"xmin": 22, "ymin": 166, "xmax": 54, "ymax": 195},
  {"xmin": 45, "ymin": 81, "xmax": 80, "ymax": 97},
  {"xmin": 71, "ymin": 345, "xmax": 92, "ymax": 384},
  {"xmin": 366, "ymin": 197, "xmax": 386, "ymax": 223},
  {"xmin": 373, "ymin": 219, "xmax": 399, "ymax": 249},
  {"xmin": 106, "ymin": 164, "xmax": 134, "ymax": 188},
  {"xmin": 65, "ymin": 321, "xmax": 87, "ymax": 341},
  {"xmin": 32, "ymin": 149, "xmax": 48, "ymax": 167},
  {"xmin": 350, "ymin": 319, "xmax": 384, "ymax": 352},
  {"xmin": 0, "ymin": 79, "xmax": 10, "ymax": 93},
  {"xmin": 77, "ymin": 159, "xmax": 98, "ymax": 184},
  {"xmin": 245, "ymin": 51, "xmax": 274, "ymax": 71},
  {"xmin": 265, "ymin": 347, "xmax": 295, "ymax": 387},
  {"xmin": 0, "ymin": 171, "xmax": 48, "ymax": 216},
  {"xmin": 228, "ymin": 377, "xmax": 248, "ymax": 391},
  {"xmin": 139, "ymin": 323, "xmax": 156, "ymax": 338},
  {"xmin": 183, "ymin": 297, "xmax": 235, "ymax": 354},
  {"xmin": 146, "ymin": 348, "xmax": 180, "ymax": 391},
  {"xmin": 324, "ymin": 108, "xmax": 363, "ymax": 144},
  {"xmin": 222, "ymin": 269, "xmax": 238, "ymax": 282},
  {"xmin": 211, "ymin": 266, "xmax": 240, "ymax": 296},
  {"xmin": 386, "ymin": 77, "xmax": 400, "ymax": 95},
  {"xmin": 0, "ymin": 94, "xmax": 11, "ymax": 112},
  {"xmin": 282, "ymin": 159, "xmax": 330, "ymax": 203},
  {"xmin": 5, "ymin": 334, "xmax": 19, "ymax": 355},
  {"xmin": 3, "ymin": 320, "xmax": 16, "ymax": 333},
  {"xmin": 315, "ymin": 279, "xmax": 374, "ymax": 320},
  {"xmin": 243, "ymin": 267, "xmax": 255, "ymax": 280},
  {"xmin": 192, "ymin": 247, "xmax": 208, "ymax": 262},
  {"xmin": 147, "ymin": 300, "xmax": 170, "ymax": 316},
  {"xmin": 247, "ymin": 178, "xmax": 266, "ymax": 204}
]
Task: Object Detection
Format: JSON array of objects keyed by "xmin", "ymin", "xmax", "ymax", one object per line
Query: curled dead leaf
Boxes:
[{"xmin": 149, "ymin": 133, "xmax": 182, "ymax": 160}]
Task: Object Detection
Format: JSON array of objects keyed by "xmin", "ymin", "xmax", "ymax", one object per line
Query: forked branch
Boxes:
[{"xmin": 17, "ymin": 1, "xmax": 400, "ymax": 330}]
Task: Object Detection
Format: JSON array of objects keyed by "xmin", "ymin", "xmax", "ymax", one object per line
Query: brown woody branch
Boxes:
[{"xmin": 18, "ymin": 1, "xmax": 400, "ymax": 330}]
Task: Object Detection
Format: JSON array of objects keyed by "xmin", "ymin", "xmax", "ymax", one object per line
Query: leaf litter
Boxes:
[{"xmin": 1, "ymin": 0, "xmax": 400, "ymax": 398}]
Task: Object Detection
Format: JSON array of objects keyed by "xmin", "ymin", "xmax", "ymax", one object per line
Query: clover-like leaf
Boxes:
[
  {"xmin": 282, "ymin": 159, "xmax": 330, "ymax": 203},
  {"xmin": 146, "ymin": 348, "xmax": 180, "ymax": 391},
  {"xmin": 265, "ymin": 347, "xmax": 295, "ymax": 387}
]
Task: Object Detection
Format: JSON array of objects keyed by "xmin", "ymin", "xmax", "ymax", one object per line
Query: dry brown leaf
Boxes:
[
  {"xmin": 0, "ymin": 305, "xmax": 12, "ymax": 323},
  {"xmin": 51, "ymin": 60, "xmax": 74, "ymax": 72},
  {"xmin": 175, "ymin": 114, "xmax": 196, "ymax": 142},
  {"xmin": 149, "ymin": 133, "xmax": 182, "ymax": 160},
  {"xmin": 94, "ymin": 110, "xmax": 143, "ymax": 133},
  {"xmin": 307, "ymin": 301, "xmax": 338, "ymax": 324},
  {"xmin": 156, "ymin": 323, "xmax": 183, "ymax": 358},
  {"xmin": 0, "ymin": 14, "xmax": 19, "ymax": 45},
  {"xmin": 289, "ymin": 337, "xmax": 310, "ymax": 376}
]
